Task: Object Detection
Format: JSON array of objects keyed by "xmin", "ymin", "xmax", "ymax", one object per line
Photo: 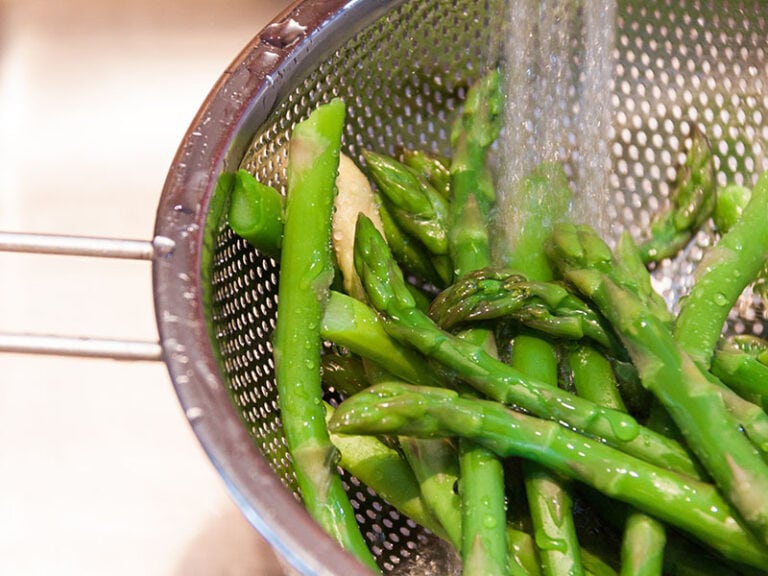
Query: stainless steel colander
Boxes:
[
  {"xmin": 159, "ymin": 0, "xmax": 768, "ymax": 574},
  {"xmin": 4, "ymin": 0, "xmax": 768, "ymax": 574}
]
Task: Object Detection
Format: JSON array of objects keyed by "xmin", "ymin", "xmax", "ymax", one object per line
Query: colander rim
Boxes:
[{"xmin": 151, "ymin": 0, "xmax": 402, "ymax": 573}]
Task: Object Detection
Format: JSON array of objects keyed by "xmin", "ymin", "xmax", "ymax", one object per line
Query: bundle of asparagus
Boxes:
[{"xmin": 227, "ymin": 71, "xmax": 768, "ymax": 575}]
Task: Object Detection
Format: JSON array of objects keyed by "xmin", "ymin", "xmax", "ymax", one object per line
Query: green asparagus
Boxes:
[
  {"xmin": 675, "ymin": 169, "xmax": 768, "ymax": 369},
  {"xmin": 429, "ymin": 268, "xmax": 618, "ymax": 352},
  {"xmin": 511, "ymin": 335, "xmax": 584, "ymax": 576},
  {"xmin": 446, "ymin": 68, "xmax": 510, "ymax": 576},
  {"xmin": 328, "ymin": 382, "xmax": 768, "ymax": 569},
  {"xmin": 448, "ymin": 68, "xmax": 503, "ymax": 278},
  {"xmin": 567, "ymin": 345, "xmax": 666, "ymax": 576},
  {"xmin": 547, "ymin": 222, "xmax": 768, "ymax": 546},
  {"xmin": 711, "ymin": 335, "xmax": 768, "ymax": 411},
  {"xmin": 272, "ymin": 99, "xmax": 377, "ymax": 571},
  {"xmin": 353, "ymin": 213, "xmax": 703, "ymax": 478},
  {"xmin": 363, "ymin": 148, "xmax": 451, "ymax": 258},
  {"xmin": 636, "ymin": 125, "xmax": 715, "ymax": 264},
  {"xmin": 402, "ymin": 147, "xmax": 452, "ymax": 199}
]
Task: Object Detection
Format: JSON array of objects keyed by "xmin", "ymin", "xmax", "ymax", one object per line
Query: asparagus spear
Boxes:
[
  {"xmin": 401, "ymin": 147, "xmax": 452, "ymax": 199},
  {"xmin": 636, "ymin": 125, "xmax": 716, "ymax": 264},
  {"xmin": 675, "ymin": 169, "xmax": 768, "ymax": 369},
  {"xmin": 618, "ymin": 514, "xmax": 665, "ymax": 576},
  {"xmin": 324, "ymin": 403, "xmax": 449, "ymax": 541},
  {"xmin": 228, "ymin": 169, "xmax": 285, "ymax": 259},
  {"xmin": 713, "ymin": 183, "xmax": 751, "ymax": 233},
  {"xmin": 363, "ymin": 148, "xmax": 451, "ymax": 258},
  {"xmin": 547, "ymin": 222, "xmax": 768, "ymax": 547},
  {"xmin": 320, "ymin": 291, "xmax": 442, "ymax": 388},
  {"xmin": 711, "ymin": 335, "xmax": 768, "ymax": 411},
  {"xmin": 567, "ymin": 345, "xmax": 666, "ymax": 576},
  {"xmin": 445, "ymin": 68, "xmax": 510, "ymax": 576},
  {"xmin": 511, "ymin": 334, "xmax": 585, "ymax": 576},
  {"xmin": 448, "ymin": 68, "xmax": 503, "ymax": 278},
  {"xmin": 328, "ymin": 382, "xmax": 768, "ymax": 569},
  {"xmin": 353, "ymin": 213, "xmax": 703, "ymax": 478},
  {"xmin": 500, "ymin": 162, "xmax": 573, "ymax": 280},
  {"xmin": 429, "ymin": 268, "xmax": 619, "ymax": 352},
  {"xmin": 273, "ymin": 99, "xmax": 377, "ymax": 571},
  {"xmin": 377, "ymin": 199, "xmax": 451, "ymax": 287}
]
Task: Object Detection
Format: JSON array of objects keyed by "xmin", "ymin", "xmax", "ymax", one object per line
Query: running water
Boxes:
[{"xmin": 492, "ymin": 0, "xmax": 617, "ymax": 262}]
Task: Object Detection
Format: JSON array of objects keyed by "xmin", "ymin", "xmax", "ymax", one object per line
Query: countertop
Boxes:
[{"xmin": 0, "ymin": 1, "xmax": 292, "ymax": 574}]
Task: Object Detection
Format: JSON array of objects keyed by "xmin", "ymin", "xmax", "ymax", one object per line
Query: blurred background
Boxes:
[{"xmin": 0, "ymin": 0, "xmax": 292, "ymax": 574}]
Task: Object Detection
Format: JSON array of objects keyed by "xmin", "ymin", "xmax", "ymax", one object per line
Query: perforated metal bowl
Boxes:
[{"xmin": 154, "ymin": 0, "xmax": 768, "ymax": 574}]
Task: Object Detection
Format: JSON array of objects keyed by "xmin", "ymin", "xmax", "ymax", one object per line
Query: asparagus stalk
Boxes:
[
  {"xmin": 713, "ymin": 183, "xmax": 751, "ymax": 233},
  {"xmin": 448, "ymin": 68, "xmax": 503, "ymax": 278},
  {"xmin": 444, "ymin": 67, "xmax": 510, "ymax": 576},
  {"xmin": 377, "ymin": 199, "xmax": 451, "ymax": 287},
  {"xmin": 320, "ymin": 291, "xmax": 442, "ymax": 388},
  {"xmin": 402, "ymin": 147, "xmax": 452, "ymax": 199},
  {"xmin": 273, "ymin": 99, "xmax": 377, "ymax": 571},
  {"xmin": 711, "ymin": 335, "xmax": 768, "ymax": 411},
  {"xmin": 567, "ymin": 345, "xmax": 666, "ymax": 576},
  {"xmin": 328, "ymin": 383, "xmax": 768, "ymax": 569},
  {"xmin": 675, "ymin": 169, "xmax": 768, "ymax": 369},
  {"xmin": 500, "ymin": 162, "xmax": 573, "ymax": 280},
  {"xmin": 324, "ymin": 403, "xmax": 449, "ymax": 541},
  {"xmin": 353, "ymin": 214, "xmax": 702, "ymax": 478},
  {"xmin": 547, "ymin": 222, "xmax": 768, "ymax": 547},
  {"xmin": 636, "ymin": 126, "xmax": 716, "ymax": 264},
  {"xmin": 618, "ymin": 514, "xmax": 665, "ymax": 576},
  {"xmin": 429, "ymin": 268, "xmax": 619, "ymax": 352},
  {"xmin": 511, "ymin": 335, "xmax": 585, "ymax": 576},
  {"xmin": 228, "ymin": 169, "xmax": 285, "ymax": 259},
  {"xmin": 363, "ymin": 148, "xmax": 451, "ymax": 258}
]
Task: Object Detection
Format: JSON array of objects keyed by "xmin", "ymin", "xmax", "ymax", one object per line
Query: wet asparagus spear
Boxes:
[
  {"xmin": 500, "ymin": 162, "xmax": 573, "ymax": 280},
  {"xmin": 711, "ymin": 335, "xmax": 768, "ymax": 411},
  {"xmin": 547, "ymin": 222, "xmax": 768, "ymax": 547},
  {"xmin": 228, "ymin": 169, "xmax": 285, "ymax": 259},
  {"xmin": 328, "ymin": 382, "xmax": 768, "ymax": 570},
  {"xmin": 363, "ymin": 149, "xmax": 451, "ymax": 259},
  {"xmin": 567, "ymin": 345, "xmax": 666, "ymax": 576},
  {"xmin": 496, "ymin": 162, "xmax": 583, "ymax": 576},
  {"xmin": 448, "ymin": 68, "xmax": 503, "ymax": 278},
  {"xmin": 512, "ymin": 335, "xmax": 584, "ymax": 576},
  {"xmin": 320, "ymin": 291, "xmax": 442, "ymax": 388},
  {"xmin": 353, "ymin": 214, "xmax": 702, "ymax": 478},
  {"xmin": 675, "ymin": 169, "xmax": 768, "ymax": 369},
  {"xmin": 323, "ymin": 403, "xmax": 449, "ymax": 541},
  {"xmin": 636, "ymin": 125, "xmax": 716, "ymax": 264},
  {"xmin": 401, "ymin": 148, "xmax": 452, "ymax": 199},
  {"xmin": 429, "ymin": 268, "xmax": 618, "ymax": 352},
  {"xmin": 272, "ymin": 99, "xmax": 377, "ymax": 571},
  {"xmin": 445, "ymin": 68, "xmax": 509, "ymax": 576}
]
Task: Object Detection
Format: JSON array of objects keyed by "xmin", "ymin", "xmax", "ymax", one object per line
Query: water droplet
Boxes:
[
  {"xmin": 186, "ymin": 406, "xmax": 204, "ymax": 422},
  {"xmin": 603, "ymin": 408, "xmax": 640, "ymax": 442},
  {"xmin": 260, "ymin": 18, "xmax": 307, "ymax": 49},
  {"xmin": 483, "ymin": 515, "xmax": 498, "ymax": 529},
  {"xmin": 534, "ymin": 528, "xmax": 567, "ymax": 552},
  {"xmin": 713, "ymin": 292, "xmax": 729, "ymax": 307}
]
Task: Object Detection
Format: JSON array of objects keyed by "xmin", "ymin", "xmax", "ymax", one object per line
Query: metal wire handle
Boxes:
[{"xmin": 0, "ymin": 231, "xmax": 169, "ymax": 361}]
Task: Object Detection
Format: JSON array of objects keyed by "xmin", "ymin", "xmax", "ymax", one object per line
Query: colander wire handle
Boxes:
[{"xmin": 0, "ymin": 231, "xmax": 164, "ymax": 361}]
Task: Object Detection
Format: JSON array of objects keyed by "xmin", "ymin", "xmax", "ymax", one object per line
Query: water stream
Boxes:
[{"xmin": 492, "ymin": 0, "xmax": 617, "ymax": 261}]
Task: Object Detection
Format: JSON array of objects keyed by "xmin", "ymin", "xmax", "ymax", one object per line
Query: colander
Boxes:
[{"xmin": 3, "ymin": 0, "xmax": 768, "ymax": 574}]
